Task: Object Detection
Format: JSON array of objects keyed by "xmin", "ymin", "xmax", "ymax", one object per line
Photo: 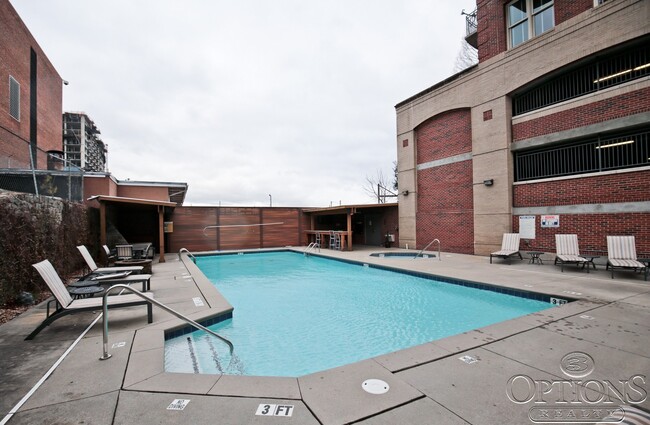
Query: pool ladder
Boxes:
[
  {"xmin": 99, "ymin": 284, "xmax": 234, "ymax": 364},
  {"xmin": 414, "ymin": 238, "xmax": 441, "ymax": 260},
  {"xmin": 178, "ymin": 247, "xmax": 197, "ymax": 263},
  {"xmin": 304, "ymin": 242, "xmax": 320, "ymax": 256}
]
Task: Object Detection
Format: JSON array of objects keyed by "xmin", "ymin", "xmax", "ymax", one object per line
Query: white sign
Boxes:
[
  {"xmin": 519, "ymin": 215, "xmax": 536, "ymax": 240},
  {"xmin": 167, "ymin": 399, "xmax": 190, "ymax": 411},
  {"xmin": 111, "ymin": 341, "xmax": 126, "ymax": 348},
  {"xmin": 550, "ymin": 297, "xmax": 568, "ymax": 306},
  {"xmin": 255, "ymin": 404, "xmax": 294, "ymax": 417},
  {"xmin": 192, "ymin": 297, "xmax": 204, "ymax": 307},
  {"xmin": 541, "ymin": 215, "xmax": 559, "ymax": 228}
]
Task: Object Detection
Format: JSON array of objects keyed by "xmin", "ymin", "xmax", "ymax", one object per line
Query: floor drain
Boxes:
[{"xmin": 362, "ymin": 379, "xmax": 390, "ymax": 394}]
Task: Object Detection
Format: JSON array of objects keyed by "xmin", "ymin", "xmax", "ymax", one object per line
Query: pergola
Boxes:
[{"xmin": 89, "ymin": 195, "xmax": 177, "ymax": 263}]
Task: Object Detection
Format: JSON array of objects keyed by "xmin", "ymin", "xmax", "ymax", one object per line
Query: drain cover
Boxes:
[{"xmin": 362, "ymin": 379, "xmax": 390, "ymax": 394}]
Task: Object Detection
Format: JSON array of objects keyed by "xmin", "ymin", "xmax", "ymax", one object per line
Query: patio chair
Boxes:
[
  {"xmin": 489, "ymin": 233, "xmax": 523, "ymax": 264},
  {"xmin": 102, "ymin": 244, "xmax": 116, "ymax": 266},
  {"xmin": 554, "ymin": 234, "xmax": 588, "ymax": 272},
  {"xmin": 27, "ymin": 260, "xmax": 154, "ymax": 340},
  {"xmin": 606, "ymin": 236, "xmax": 647, "ymax": 280},
  {"xmin": 77, "ymin": 245, "xmax": 143, "ymax": 274}
]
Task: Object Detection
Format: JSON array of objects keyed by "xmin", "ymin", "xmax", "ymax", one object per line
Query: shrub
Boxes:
[{"xmin": 0, "ymin": 192, "xmax": 91, "ymax": 305}]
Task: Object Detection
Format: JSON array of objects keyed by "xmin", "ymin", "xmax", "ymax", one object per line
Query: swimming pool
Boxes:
[{"xmin": 164, "ymin": 251, "xmax": 552, "ymax": 377}]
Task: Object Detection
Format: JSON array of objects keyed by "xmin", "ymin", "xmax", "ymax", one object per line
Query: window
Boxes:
[
  {"xmin": 594, "ymin": 0, "xmax": 610, "ymax": 6},
  {"xmin": 9, "ymin": 76, "xmax": 20, "ymax": 121},
  {"xmin": 508, "ymin": 0, "xmax": 554, "ymax": 49}
]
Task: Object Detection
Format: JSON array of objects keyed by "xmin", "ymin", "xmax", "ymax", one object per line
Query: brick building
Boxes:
[
  {"xmin": 396, "ymin": 0, "xmax": 650, "ymax": 255},
  {"xmin": 0, "ymin": 0, "xmax": 63, "ymax": 170}
]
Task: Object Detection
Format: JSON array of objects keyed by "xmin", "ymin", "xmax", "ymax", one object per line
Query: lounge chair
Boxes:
[
  {"xmin": 102, "ymin": 244, "xmax": 116, "ymax": 266},
  {"xmin": 606, "ymin": 236, "xmax": 647, "ymax": 280},
  {"xmin": 554, "ymin": 234, "xmax": 588, "ymax": 272},
  {"xmin": 77, "ymin": 245, "xmax": 143, "ymax": 274},
  {"xmin": 27, "ymin": 260, "xmax": 154, "ymax": 340},
  {"xmin": 490, "ymin": 233, "xmax": 523, "ymax": 264}
]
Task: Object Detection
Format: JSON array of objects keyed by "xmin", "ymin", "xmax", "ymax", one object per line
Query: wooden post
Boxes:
[
  {"xmin": 346, "ymin": 209, "xmax": 353, "ymax": 251},
  {"xmin": 100, "ymin": 202, "xmax": 107, "ymax": 247},
  {"xmin": 158, "ymin": 206, "xmax": 166, "ymax": 263}
]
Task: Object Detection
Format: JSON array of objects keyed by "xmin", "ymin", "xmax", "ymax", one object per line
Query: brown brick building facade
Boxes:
[
  {"xmin": 0, "ymin": 0, "xmax": 63, "ymax": 169},
  {"xmin": 397, "ymin": 0, "xmax": 650, "ymax": 255}
]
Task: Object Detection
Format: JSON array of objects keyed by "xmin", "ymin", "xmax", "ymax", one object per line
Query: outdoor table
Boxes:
[
  {"xmin": 68, "ymin": 285, "xmax": 104, "ymax": 299},
  {"xmin": 581, "ymin": 255, "xmax": 600, "ymax": 270},
  {"xmin": 114, "ymin": 259, "xmax": 152, "ymax": 274},
  {"xmin": 527, "ymin": 251, "xmax": 544, "ymax": 265}
]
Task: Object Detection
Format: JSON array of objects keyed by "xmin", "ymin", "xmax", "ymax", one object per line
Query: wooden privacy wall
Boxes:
[{"xmin": 168, "ymin": 206, "xmax": 306, "ymax": 252}]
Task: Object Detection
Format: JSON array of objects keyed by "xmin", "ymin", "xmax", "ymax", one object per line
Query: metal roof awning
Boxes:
[{"xmin": 87, "ymin": 195, "xmax": 177, "ymax": 207}]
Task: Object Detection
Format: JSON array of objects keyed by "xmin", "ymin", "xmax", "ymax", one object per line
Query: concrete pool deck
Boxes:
[{"xmin": 0, "ymin": 247, "xmax": 648, "ymax": 424}]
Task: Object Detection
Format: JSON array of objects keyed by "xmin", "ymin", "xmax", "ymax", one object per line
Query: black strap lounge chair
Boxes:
[{"xmin": 27, "ymin": 260, "xmax": 154, "ymax": 340}]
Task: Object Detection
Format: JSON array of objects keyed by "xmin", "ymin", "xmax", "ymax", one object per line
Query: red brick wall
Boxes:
[
  {"xmin": 415, "ymin": 109, "xmax": 474, "ymax": 254},
  {"xmin": 513, "ymin": 213, "xmax": 650, "ymax": 255},
  {"xmin": 416, "ymin": 109, "xmax": 472, "ymax": 163},
  {"xmin": 513, "ymin": 169, "xmax": 650, "ymax": 255},
  {"xmin": 417, "ymin": 162, "xmax": 474, "ymax": 254},
  {"xmin": 477, "ymin": 0, "xmax": 507, "ymax": 63},
  {"xmin": 513, "ymin": 170, "xmax": 650, "ymax": 207},
  {"xmin": 555, "ymin": 0, "xmax": 593, "ymax": 25},
  {"xmin": 513, "ymin": 88, "xmax": 650, "ymax": 141},
  {"xmin": 477, "ymin": 0, "xmax": 593, "ymax": 63},
  {"xmin": 0, "ymin": 1, "xmax": 62, "ymax": 166}
]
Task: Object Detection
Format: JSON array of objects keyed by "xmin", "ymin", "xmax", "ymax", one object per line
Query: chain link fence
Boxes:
[{"xmin": 0, "ymin": 131, "xmax": 83, "ymax": 202}]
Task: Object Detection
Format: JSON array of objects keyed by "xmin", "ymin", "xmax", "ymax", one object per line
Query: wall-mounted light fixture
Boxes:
[
  {"xmin": 401, "ymin": 190, "xmax": 409, "ymax": 196},
  {"xmin": 483, "ymin": 179, "xmax": 494, "ymax": 187}
]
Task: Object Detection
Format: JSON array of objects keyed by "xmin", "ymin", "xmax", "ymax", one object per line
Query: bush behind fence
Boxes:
[{"xmin": 0, "ymin": 191, "xmax": 92, "ymax": 306}]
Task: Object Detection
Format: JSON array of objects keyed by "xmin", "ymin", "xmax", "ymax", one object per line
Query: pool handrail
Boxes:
[
  {"xmin": 304, "ymin": 242, "xmax": 320, "ymax": 256},
  {"xmin": 414, "ymin": 238, "xmax": 441, "ymax": 260},
  {"xmin": 100, "ymin": 284, "xmax": 234, "ymax": 363},
  {"xmin": 178, "ymin": 247, "xmax": 197, "ymax": 263}
]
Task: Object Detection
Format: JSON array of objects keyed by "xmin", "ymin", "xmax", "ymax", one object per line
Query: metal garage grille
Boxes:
[
  {"xmin": 513, "ymin": 41, "xmax": 650, "ymax": 116},
  {"xmin": 514, "ymin": 128, "xmax": 650, "ymax": 181}
]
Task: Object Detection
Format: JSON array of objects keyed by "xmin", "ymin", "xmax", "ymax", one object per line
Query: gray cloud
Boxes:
[{"xmin": 13, "ymin": 0, "xmax": 476, "ymax": 206}]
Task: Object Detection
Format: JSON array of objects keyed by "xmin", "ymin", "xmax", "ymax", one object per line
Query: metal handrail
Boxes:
[
  {"xmin": 178, "ymin": 247, "xmax": 197, "ymax": 263},
  {"xmin": 414, "ymin": 238, "xmax": 441, "ymax": 260},
  {"xmin": 99, "ymin": 284, "xmax": 234, "ymax": 362},
  {"xmin": 304, "ymin": 242, "xmax": 320, "ymax": 256}
]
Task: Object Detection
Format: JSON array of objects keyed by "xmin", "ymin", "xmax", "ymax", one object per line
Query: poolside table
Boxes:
[
  {"xmin": 526, "ymin": 251, "xmax": 544, "ymax": 265},
  {"xmin": 68, "ymin": 285, "xmax": 104, "ymax": 299}
]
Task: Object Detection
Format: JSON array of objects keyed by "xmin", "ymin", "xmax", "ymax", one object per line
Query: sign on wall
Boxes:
[
  {"xmin": 541, "ymin": 215, "xmax": 560, "ymax": 228},
  {"xmin": 519, "ymin": 216, "xmax": 536, "ymax": 240}
]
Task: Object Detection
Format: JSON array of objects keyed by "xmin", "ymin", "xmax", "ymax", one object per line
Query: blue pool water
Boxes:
[{"xmin": 164, "ymin": 251, "xmax": 551, "ymax": 377}]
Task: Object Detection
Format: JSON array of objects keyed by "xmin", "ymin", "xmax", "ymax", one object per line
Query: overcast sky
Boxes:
[{"xmin": 12, "ymin": 0, "xmax": 476, "ymax": 207}]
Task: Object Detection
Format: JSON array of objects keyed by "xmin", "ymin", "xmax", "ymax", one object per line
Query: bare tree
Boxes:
[
  {"xmin": 453, "ymin": 39, "xmax": 478, "ymax": 73},
  {"xmin": 364, "ymin": 162, "xmax": 398, "ymax": 203}
]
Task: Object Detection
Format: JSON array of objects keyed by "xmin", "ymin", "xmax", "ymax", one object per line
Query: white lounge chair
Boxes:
[
  {"xmin": 606, "ymin": 236, "xmax": 647, "ymax": 280},
  {"xmin": 27, "ymin": 260, "xmax": 154, "ymax": 340},
  {"xmin": 490, "ymin": 233, "xmax": 523, "ymax": 264},
  {"xmin": 77, "ymin": 245, "xmax": 143, "ymax": 274},
  {"xmin": 554, "ymin": 234, "xmax": 588, "ymax": 272}
]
